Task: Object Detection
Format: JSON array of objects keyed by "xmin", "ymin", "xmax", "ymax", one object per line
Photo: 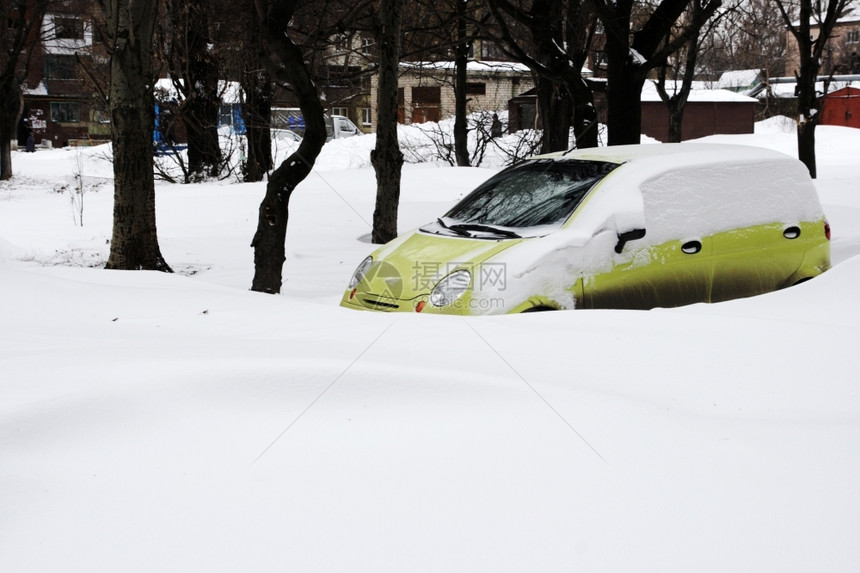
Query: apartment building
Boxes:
[
  {"xmin": 20, "ymin": 6, "xmax": 105, "ymax": 148},
  {"xmin": 321, "ymin": 33, "xmax": 534, "ymax": 133},
  {"xmin": 785, "ymin": 1, "xmax": 860, "ymax": 77}
]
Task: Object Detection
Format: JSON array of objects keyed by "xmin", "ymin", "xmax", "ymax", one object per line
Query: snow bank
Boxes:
[{"xmin": 1, "ymin": 121, "xmax": 859, "ymax": 573}]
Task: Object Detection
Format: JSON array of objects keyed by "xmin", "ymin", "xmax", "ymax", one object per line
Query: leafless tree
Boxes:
[
  {"xmin": 369, "ymin": 0, "xmax": 409, "ymax": 244},
  {"xmin": 594, "ymin": 0, "xmax": 722, "ymax": 145},
  {"xmin": 236, "ymin": 0, "xmax": 274, "ymax": 183},
  {"xmin": 775, "ymin": 0, "xmax": 849, "ymax": 177},
  {"xmin": 485, "ymin": 0, "xmax": 600, "ymax": 152},
  {"xmin": 654, "ymin": 0, "xmax": 730, "ymax": 141},
  {"xmin": 250, "ymin": 0, "xmax": 328, "ymax": 293},
  {"xmin": 96, "ymin": 0, "xmax": 171, "ymax": 271},
  {"xmin": 1, "ymin": 0, "xmax": 51, "ymax": 180},
  {"xmin": 162, "ymin": 0, "xmax": 222, "ymax": 180}
]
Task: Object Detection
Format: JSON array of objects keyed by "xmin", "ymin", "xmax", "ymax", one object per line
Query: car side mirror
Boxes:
[{"xmin": 615, "ymin": 228, "xmax": 646, "ymax": 253}]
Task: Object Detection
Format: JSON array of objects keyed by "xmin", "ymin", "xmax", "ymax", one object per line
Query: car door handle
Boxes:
[
  {"xmin": 681, "ymin": 240, "xmax": 702, "ymax": 254},
  {"xmin": 783, "ymin": 226, "xmax": 801, "ymax": 239}
]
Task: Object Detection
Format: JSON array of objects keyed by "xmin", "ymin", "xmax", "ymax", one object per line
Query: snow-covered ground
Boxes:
[{"xmin": 1, "ymin": 121, "xmax": 859, "ymax": 572}]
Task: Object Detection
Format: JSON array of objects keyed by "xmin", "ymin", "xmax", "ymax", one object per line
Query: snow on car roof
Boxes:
[
  {"xmin": 718, "ymin": 69, "xmax": 762, "ymax": 90},
  {"xmin": 533, "ymin": 142, "xmax": 791, "ymax": 166}
]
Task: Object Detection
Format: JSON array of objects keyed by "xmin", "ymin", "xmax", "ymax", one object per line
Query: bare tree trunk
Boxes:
[
  {"xmin": 796, "ymin": 114, "xmax": 817, "ymax": 178},
  {"xmin": 102, "ymin": 0, "xmax": 171, "ymax": 272},
  {"xmin": 778, "ymin": 0, "xmax": 848, "ymax": 179},
  {"xmin": 656, "ymin": 10, "xmax": 701, "ymax": 144},
  {"xmin": 536, "ymin": 77, "xmax": 573, "ymax": 152},
  {"xmin": 595, "ymin": 0, "xmax": 722, "ymax": 146},
  {"xmin": 0, "ymin": 87, "xmax": 19, "ymax": 180},
  {"xmin": 486, "ymin": 0, "xmax": 597, "ymax": 152},
  {"xmin": 236, "ymin": 0, "xmax": 273, "ymax": 183},
  {"xmin": 453, "ymin": 0, "xmax": 470, "ymax": 166},
  {"xmin": 241, "ymin": 70, "xmax": 273, "ymax": 182},
  {"xmin": 667, "ymin": 102, "xmax": 683, "ymax": 142},
  {"xmin": 795, "ymin": 37, "xmax": 820, "ymax": 178},
  {"xmin": 566, "ymin": 0, "xmax": 599, "ymax": 149},
  {"xmin": 371, "ymin": 0, "xmax": 407, "ymax": 244},
  {"xmin": 250, "ymin": 0, "xmax": 327, "ymax": 293},
  {"xmin": 604, "ymin": 49, "xmax": 647, "ymax": 145},
  {"xmin": 570, "ymin": 75, "xmax": 598, "ymax": 148},
  {"xmin": 184, "ymin": 94, "xmax": 222, "ymax": 179},
  {"xmin": 0, "ymin": 142, "xmax": 11, "ymax": 180},
  {"xmin": 1, "ymin": 0, "xmax": 48, "ymax": 180},
  {"xmin": 598, "ymin": 1, "xmax": 648, "ymax": 145},
  {"xmin": 167, "ymin": 0, "xmax": 222, "ymax": 179}
]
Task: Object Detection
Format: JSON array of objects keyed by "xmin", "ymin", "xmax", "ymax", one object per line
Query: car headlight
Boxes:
[
  {"xmin": 430, "ymin": 269, "xmax": 471, "ymax": 307},
  {"xmin": 348, "ymin": 256, "xmax": 373, "ymax": 289}
]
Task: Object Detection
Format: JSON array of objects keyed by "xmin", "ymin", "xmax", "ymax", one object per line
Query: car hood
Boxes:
[{"xmin": 361, "ymin": 230, "xmax": 522, "ymax": 301}]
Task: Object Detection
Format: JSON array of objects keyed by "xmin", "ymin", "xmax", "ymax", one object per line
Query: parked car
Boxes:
[
  {"xmin": 272, "ymin": 128, "xmax": 303, "ymax": 143},
  {"xmin": 326, "ymin": 114, "xmax": 361, "ymax": 141},
  {"xmin": 341, "ymin": 143, "xmax": 831, "ymax": 314},
  {"xmin": 268, "ymin": 109, "xmax": 362, "ymax": 141}
]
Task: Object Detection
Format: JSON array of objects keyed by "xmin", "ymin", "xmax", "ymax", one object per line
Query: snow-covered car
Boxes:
[
  {"xmin": 272, "ymin": 128, "xmax": 303, "ymax": 142},
  {"xmin": 341, "ymin": 143, "xmax": 831, "ymax": 314}
]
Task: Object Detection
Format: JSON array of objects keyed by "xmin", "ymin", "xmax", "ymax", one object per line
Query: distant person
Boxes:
[
  {"xmin": 491, "ymin": 114, "xmax": 503, "ymax": 138},
  {"xmin": 25, "ymin": 132, "xmax": 35, "ymax": 152}
]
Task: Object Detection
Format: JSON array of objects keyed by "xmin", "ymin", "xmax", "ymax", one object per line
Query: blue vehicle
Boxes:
[{"xmin": 153, "ymin": 102, "xmax": 187, "ymax": 155}]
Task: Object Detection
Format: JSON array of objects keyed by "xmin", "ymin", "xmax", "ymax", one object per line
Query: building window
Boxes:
[
  {"xmin": 51, "ymin": 102, "xmax": 80, "ymax": 123},
  {"xmin": 334, "ymin": 34, "xmax": 349, "ymax": 52},
  {"xmin": 45, "ymin": 55, "xmax": 79, "ymax": 80},
  {"xmin": 847, "ymin": 30, "xmax": 860, "ymax": 44},
  {"xmin": 466, "ymin": 82, "xmax": 486, "ymax": 95},
  {"xmin": 331, "ymin": 107, "xmax": 348, "ymax": 117},
  {"xmin": 361, "ymin": 38, "xmax": 373, "ymax": 55},
  {"xmin": 362, "ymin": 107, "xmax": 372, "ymax": 125},
  {"xmin": 481, "ymin": 41, "xmax": 505, "ymax": 60},
  {"xmin": 412, "ymin": 86, "xmax": 441, "ymax": 105},
  {"xmin": 93, "ymin": 108, "xmax": 110, "ymax": 124},
  {"xmin": 411, "ymin": 86, "xmax": 441, "ymax": 124},
  {"xmin": 53, "ymin": 17, "xmax": 85, "ymax": 40}
]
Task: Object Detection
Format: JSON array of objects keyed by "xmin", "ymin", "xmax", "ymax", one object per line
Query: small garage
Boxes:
[
  {"xmin": 820, "ymin": 86, "xmax": 860, "ymax": 128},
  {"xmin": 640, "ymin": 86, "xmax": 757, "ymax": 142},
  {"xmin": 508, "ymin": 84, "xmax": 756, "ymax": 141}
]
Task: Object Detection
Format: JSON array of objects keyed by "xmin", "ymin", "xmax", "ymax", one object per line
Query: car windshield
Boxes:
[{"xmin": 444, "ymin": 159, "xmax": 618, "ymax": 229}]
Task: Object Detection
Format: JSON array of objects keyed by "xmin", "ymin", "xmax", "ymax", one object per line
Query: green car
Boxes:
[{"xmin": 341, "ymin": 143, "xmax": 831, "ymax": 314}]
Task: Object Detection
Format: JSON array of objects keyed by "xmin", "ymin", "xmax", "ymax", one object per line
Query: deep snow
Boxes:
[{"xmin": 1, "ymin": 121, "xmax": 859, "ymax": 572}]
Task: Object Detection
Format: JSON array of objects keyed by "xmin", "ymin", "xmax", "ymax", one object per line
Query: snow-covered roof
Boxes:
[
  {"xmin": 22, "ymin": 82, "xmax": 48, "ymax": 96},
  {"xmin": 718, "ymin": 69, "xmax": 762, "ymax": 91},
  {"xmin": 792, "ymin": 0, "xmax": 860, "ymax": 26},
  {"xmin": 838, "ymin": 0, "xmax": 860, "ymax": 23},
  {"xmin": 765, "ymin": 79, "xmax": 860, "ymax": 98},
  {"xmin": 641, "ymin": 81, "xmax": 757, "ymax": 103},
  {"xmin": 399, "ymin": 60, "xmax": 535, "ymax": 75},
  {"xmin": 154, "ymin": 78, "xmax": 242, "ymax": 103}
]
